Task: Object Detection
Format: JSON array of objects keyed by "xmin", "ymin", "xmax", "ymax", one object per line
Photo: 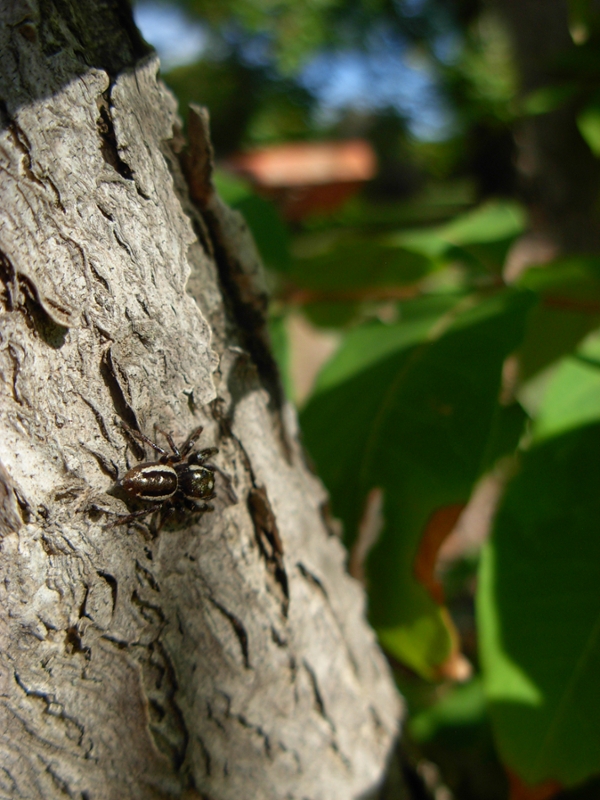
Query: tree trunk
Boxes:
[
  {"xmin": 498, "ymin": 0, "xmax": 600, "ymax": 256},
  {"xmin": 0, "ymin": 2, "xmax": 400, "ymax": 798}
]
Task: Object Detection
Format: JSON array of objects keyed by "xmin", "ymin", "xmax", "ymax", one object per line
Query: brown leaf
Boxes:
[
  {"xmin": 414, "ymin": 504, "xmax": 465, "ymax": 604},
  {"xmin": 507, "ymin": 770, "xmax": 562, "ymax": 800}
]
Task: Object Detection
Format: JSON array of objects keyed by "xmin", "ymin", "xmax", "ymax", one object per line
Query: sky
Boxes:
[
  {"xmin": 134, "ymin": 2, "xmax": 208, "ymax": 70},
  {"xmin": 133, "ymin": 1, "xmax": 455, "ymax": 141}
]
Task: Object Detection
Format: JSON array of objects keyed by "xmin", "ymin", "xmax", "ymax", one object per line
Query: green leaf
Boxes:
[
  {"xmin": 388, "ymin": 228, "xmax": 450, "ymax": 259},
  {"xmin": 289, "ymin": 234, "xmax": 432, "ymax": 292},
  {"xmin": 301, "ymin": 289, "xmax": 534, "ymax": 678},
  {"xmin": 409, "ymin": 678, "xmax": 487, "ymax": 743},
  {"xmin": 213, "ymin": 168, "xmax": 252, "ymax": 206},
  {"xmin": 268, "ymin": 313, "xmax": 292, "ymax": 399},
  {"xmin": 521, "ymin": 83, "xmax": 578, "ymax": 116},
  {"xmin": 532, "ymin": 330, "xmax": 600, "ymax": 441},
  {"xmin": 302, "ymin": 301, "xmax": 360, "ymax": 329},
  {"xmin": 213, "ymin": 170, "xmax": 291, "ymax": 272},
  {"xmin": 478, "ymin": 424, "xmax": 600, "ymax": 786},
  {"xmin": 233, "ymin": 194, "xmax": 291, "ymax": 273},
  {"xmin": 518, "ymin": 258, "xmax": 600, "ymax": 291},
  {"xmin": 482, "ymin": 401, "xmax": 530, "ymax": 471},
  {"xmin": 516, "ymin": 257, "xmax": 600, "ymax": 380},
  {"xmin": 390, "ymin": 201, "xmax": 526, "ymax": 273},
  {"xmin": 288, "ymin": 202, "xmax": 526, "ymax": 306},
  {"xmin": 438, "ymin": 201, "xmax": 526, "ymax": 246},
  {"xmin": 312, "ymin": 294, "xmax": 463, "ymax": 394},
  {"xmin": 578, "ymin": 103, "xmax": 600, "ymax": 157}
]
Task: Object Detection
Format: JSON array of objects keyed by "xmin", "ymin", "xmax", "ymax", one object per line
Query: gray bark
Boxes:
[{"xmin": 0, "ymin": 2, "xmax": 401, "ymax": 798}]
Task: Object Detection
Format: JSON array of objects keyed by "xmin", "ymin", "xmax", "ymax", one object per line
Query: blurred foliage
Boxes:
[
  {"xmin": 302, "ymin": 289, "xmax": 533, "ymax": 678},
  {"xmin": 478, "ymin": 423, "xmax": 600, "ymax": 787},
  {"xmin": 166, "ymin": 59, "xmax": 314, "ymax": 153},
  {"xmin": 138, "ymin": 0, "xmax": 600, "ymax": 796},
  {"xmin": 175, "ymin": 0, "xmax": 472, "ymax": 73}
]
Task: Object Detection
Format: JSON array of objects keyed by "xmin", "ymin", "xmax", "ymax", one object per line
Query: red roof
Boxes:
[
  {"xmin": 224, "ymin": 139, "xmax": 377, "ymax": 220},
  {"xmin": 225, "ymin": 139, "xmax": 377, "ymax": 187}
]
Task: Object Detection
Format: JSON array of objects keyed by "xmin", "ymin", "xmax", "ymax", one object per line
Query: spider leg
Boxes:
[
  {"xmin": 155, "ymin": 504, "xmax": 176, "ymax": 533},
  {"xmin": 183, "ymin": 496, "xmax": 215, "ymax": 514},
  {"xmin": 180, "ymin": 426, "xmax": 204, "ymax": 458},
  {"xmin": 120, "ymin": 421, "xmax": 167, "ymax": 457},
  {"xmin": 104, "ymin": 504, "xmax": 163, "ymax": 529},
  {"xmin": 154, "ymin": 426, "xmax": 180, "ymax": 459},
  {"xmin": 193, "ymin": 501, "xmax": 215, "ymax": 514},
  {"xmin": 194, "ymin": 447, "xmax": 219, "ymax": 463}
]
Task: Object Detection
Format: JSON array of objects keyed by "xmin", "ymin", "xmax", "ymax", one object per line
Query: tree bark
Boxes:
[{"xmin": 0, "ymin": 2, "xmax": 401, "ymax": 798}]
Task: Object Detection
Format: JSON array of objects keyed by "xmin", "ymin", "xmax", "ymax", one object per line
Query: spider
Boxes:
[{"xmin": 107, "ymin": 422, "xmax": 218, "ymax": 530}]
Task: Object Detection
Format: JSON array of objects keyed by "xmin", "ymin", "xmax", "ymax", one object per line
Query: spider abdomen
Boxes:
[{"xmin": 121, "ymin": 463, "xmax": 178, "ymax": 501}]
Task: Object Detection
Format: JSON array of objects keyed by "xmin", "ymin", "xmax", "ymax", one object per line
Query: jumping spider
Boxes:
[{"xmin": 107, "ymin": 423, "xmax": 218, "ymax": 529}]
